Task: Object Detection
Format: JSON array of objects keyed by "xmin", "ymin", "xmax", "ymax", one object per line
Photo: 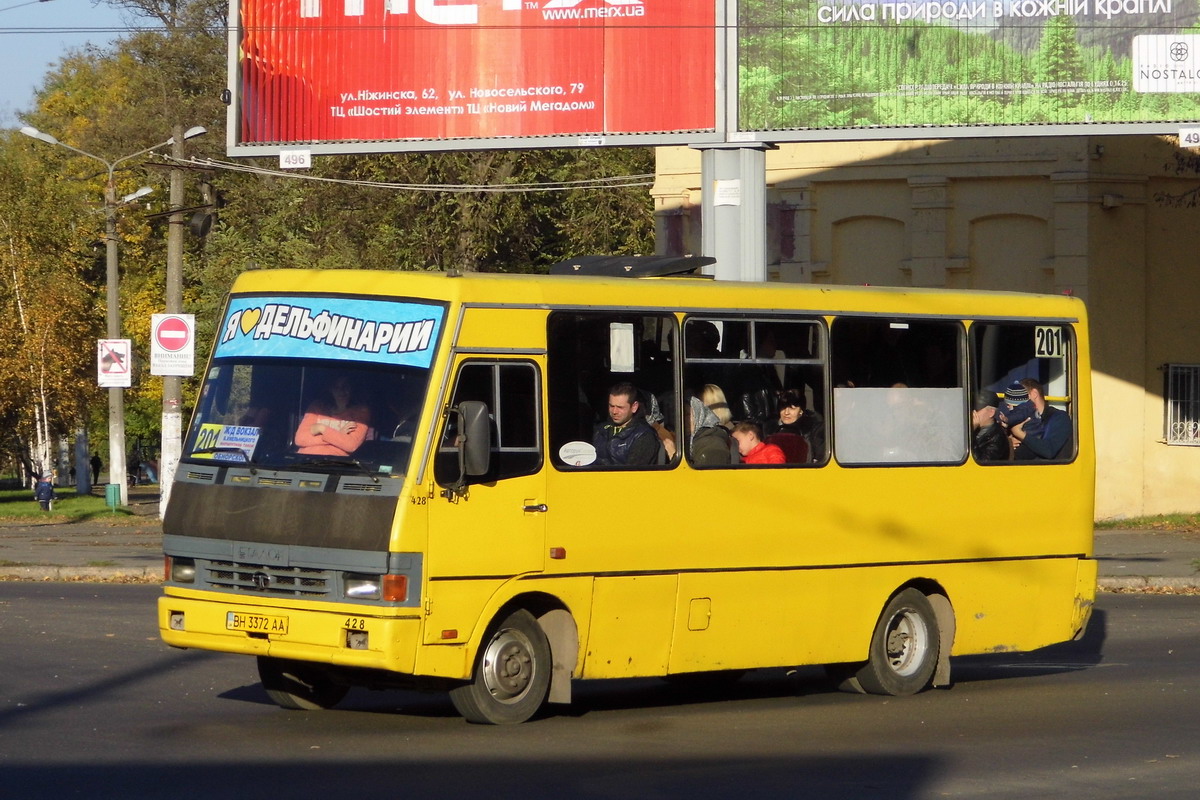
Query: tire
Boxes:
[
  {"xmin": 853, "ymin": 588, "xmax": 939, "ymax": 697},
  {"xmin": 449, "ymin": 609, "xmax": 551, "ymax": 725},
  {"xmin": 257, "ymin": 656, "xmax": 349, "ymax": 711}
]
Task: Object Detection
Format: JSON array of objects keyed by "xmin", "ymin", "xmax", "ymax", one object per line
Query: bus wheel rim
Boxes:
[
  {"xmin": 885, "ymin": 609, "xmax": 928, "ymax": 677},
  {"xmin": 481, "ymin": 628, "xmax": 536, "ymax": 704}
]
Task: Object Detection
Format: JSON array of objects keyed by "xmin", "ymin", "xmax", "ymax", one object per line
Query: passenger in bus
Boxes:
[
  {"xmin": 294, "ymin": 373, "xmax": 372, "ymax": 457},
  {"xmin": 971, "ymin": 391, "xmax": 1011, "ymax": 462},
  {"xmin": 765, "ymin": 390, "xmax": 825, "ymax": 461},
  {"xmin": 640, "ymin": 391, "xmax": 680, "ymax": 462},
  {"xmin": 702, "ymin": 383, "xmax": 734, "ymax": 430},
  {"xmin": 996, "ymin": 380, "xmax": 1035, "ymax": 429},
  {"xmin": 731, "ymin": 422, "xmax": 786, "ymax": 465},
  {"xmin": 686, "ymin": 319, "xmax": 721, "ymax": 359},
  {"xmin": 592, "ymin": 382, "xmax": 659, "ymax": 466},
  {"xmin": 664, "ymin": 396, "xmax": 733, "ymax": 465},
  {"xmin": 1010, "ymin": 378, "xmax": 1073, "ymax": 460}
]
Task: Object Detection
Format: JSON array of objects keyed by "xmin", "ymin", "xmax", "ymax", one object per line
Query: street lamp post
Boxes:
[{"xmin": 20, "ymin": 125, "xmax": 187, "ymax": 506}]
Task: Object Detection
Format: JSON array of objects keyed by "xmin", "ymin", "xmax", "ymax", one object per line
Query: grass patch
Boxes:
[
  {"xmin": 86, "ymin": 560, "xmax": 119, "ymax": 567},
  {"xmin": 1095, "ymin": 513, "xmax": 1200, "ymax": 532},
  {"xmin": 0, "ymin": 488, "xmax": 136, "ymax": 522}
]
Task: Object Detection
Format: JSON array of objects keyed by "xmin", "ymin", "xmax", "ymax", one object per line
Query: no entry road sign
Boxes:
[{"xmin": 151, "ymin": 313, "xmax": 195, "ymax": 376}]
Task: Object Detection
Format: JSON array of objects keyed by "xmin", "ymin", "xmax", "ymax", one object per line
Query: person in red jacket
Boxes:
[
  {"xmin": 731, "ymin": 422, "xmax": 785, "ymax": 465},
  {"xmin": 294, "ymin": 373, "xmax": 371, "ymax": 457}
]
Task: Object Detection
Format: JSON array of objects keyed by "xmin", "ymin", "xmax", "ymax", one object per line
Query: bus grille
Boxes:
[{"xmin": 203, "ymin": 560, "xmax": 333, "ymax": 598}]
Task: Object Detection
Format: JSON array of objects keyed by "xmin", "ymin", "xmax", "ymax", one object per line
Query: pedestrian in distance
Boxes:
[{"xmin": 34, "ymin": 473, "xmax": 56, "ymax": 512}]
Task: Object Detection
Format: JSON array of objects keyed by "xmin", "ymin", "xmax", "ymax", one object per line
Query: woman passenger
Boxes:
[
  {"xmin": 765, "ymin": 390, "xmax": 825, "ymax": 461},
  {"xmin": 294, "ymin": 373, "xmax": 372, "ymax": 457},
  {"xmin": 702, "ymin": 383, "xmax": 734, "ymax": 430}
]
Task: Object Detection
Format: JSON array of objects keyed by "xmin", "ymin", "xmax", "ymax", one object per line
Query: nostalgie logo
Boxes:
[
  {"xmin": 221, "ymin": 303, "xmax": 436, "ymax": 356},
  {"xmin": 298, "ymin": 0, "xmax": 646, "ymax": 25},
  {"xmin": 1133, "ymin": 34, "xmax": 1200, "ymax": 93}
]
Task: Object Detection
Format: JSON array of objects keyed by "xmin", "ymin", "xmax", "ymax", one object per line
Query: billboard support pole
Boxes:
[{"xmin": 697, "ymin": 143, "xmax": 773, "ymax": 282}]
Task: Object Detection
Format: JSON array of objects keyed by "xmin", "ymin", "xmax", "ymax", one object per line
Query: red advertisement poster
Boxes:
[{"xmin": 238, "ymin": 0, "xmax": 716, "ymax": 145}]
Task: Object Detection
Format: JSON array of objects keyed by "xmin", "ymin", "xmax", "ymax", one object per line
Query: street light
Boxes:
[{"xmin": 20, "ymin": 124, "xmax": 192, "ymax": 506}]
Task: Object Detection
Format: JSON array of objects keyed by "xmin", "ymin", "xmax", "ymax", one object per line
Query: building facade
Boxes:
[{"xmin": 652, "ymin": 136, "xmax": 1200, "ymax": 519}]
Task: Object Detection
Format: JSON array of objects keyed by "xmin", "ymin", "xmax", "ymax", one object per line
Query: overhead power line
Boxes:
[{"xmin": 176, "ymin": 154, "xmax": 655, "ymax": 193}]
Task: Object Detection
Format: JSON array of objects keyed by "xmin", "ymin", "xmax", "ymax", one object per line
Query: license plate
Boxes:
[{"xmin": 226, "ymin": 611, "xmax": 289, "ymax": 635}]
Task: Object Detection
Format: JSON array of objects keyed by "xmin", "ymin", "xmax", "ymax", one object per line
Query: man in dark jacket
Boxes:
[
  {"xmin": 971, "ymin": 392, "xmax": 1011, "ymax": 462},
  {"xmin": 1011, "ymin": 378, "xmax": 1073, "ymax": 460},
  {"xmin": 593, "ymin": 382, "xmax": 659, "ymax": 466}
]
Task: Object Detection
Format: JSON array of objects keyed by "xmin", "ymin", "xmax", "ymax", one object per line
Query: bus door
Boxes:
[{"xmin": 426, "ymin": 358, "xmax": 547, "ymax": 581}]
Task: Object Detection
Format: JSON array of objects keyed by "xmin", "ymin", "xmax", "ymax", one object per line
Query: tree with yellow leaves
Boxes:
[{"xmin": 0, "ymin": 134, "xmax": 102, "ymax": 481}]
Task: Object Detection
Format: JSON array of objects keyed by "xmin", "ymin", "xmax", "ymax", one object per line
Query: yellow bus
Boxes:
[{"xmin": 159, "ymin": 258, "xmax": 1096, "ymax": 724}]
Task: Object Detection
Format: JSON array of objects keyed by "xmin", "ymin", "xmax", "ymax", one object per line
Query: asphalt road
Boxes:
[{"xmin": 0, "ymin": 585, "xmax": 1196, "ymax": 799}]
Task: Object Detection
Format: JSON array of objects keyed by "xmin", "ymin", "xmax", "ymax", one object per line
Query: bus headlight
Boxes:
[
  {"xmin": 168, "ymin": 557, "xmax": 196, "ymax": 584},
  {"xmin": 344, "ymin": 573, "xmax": 408, "ymax": 602},
  {"xmin": 345, "ymin": 574, "xmax": 381, "ymax": 600}
]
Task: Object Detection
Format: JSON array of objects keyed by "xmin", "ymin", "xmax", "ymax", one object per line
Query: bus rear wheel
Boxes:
[
  {"xmin": 257, "ymin": 656, "xmax": 349, "ymax": 710},
  {"xmin": 450, "ymin": 609, "xmax": 551, "ymax": 725},
  {"xmin": 853, "ymin": 588, "xmax": 940, "ymax": 697}
]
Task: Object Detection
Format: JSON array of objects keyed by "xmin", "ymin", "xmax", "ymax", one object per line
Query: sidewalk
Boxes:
[
  {"xmin": 0, "ymin": 486, "xmax": 164, "ymax": 582},
  {"xmin": 1, "ymin": 492, "xmax": 1198, "ymax": 589},
  {"xmin": 1093, "ymin": 527, "xmax": 1200, "ymax": 591}
]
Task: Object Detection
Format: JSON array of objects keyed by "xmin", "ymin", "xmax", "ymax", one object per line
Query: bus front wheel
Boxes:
[
  {"xmin": 257, "ymin": 656, "xmax": 349, "ymax": 711},
  {"xmin": 854, "ymin": 588, "xmax": 940, "ymax": 697},
  {"xmin": 450, "ymin": 609, "xmax": 551, "ymax": 724}
]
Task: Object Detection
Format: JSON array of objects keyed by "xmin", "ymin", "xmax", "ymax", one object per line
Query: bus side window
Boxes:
[
  {"xmin": 434, "ymin": 361, "xmax": 542, "ymax": 486},
  {"xmin": 830, "ymin": 318, "xmax": 966, "ymax": 466},
  {"xmin": 969, "ymin": 322, "xmax": 1075, "ymax": 464},
  {"xmin": 684, "ymin": 316, "xmax": 828, "ymax": 467},
  {"xmin": 548, "ymin": 311, "xmax": 678, "ymax": 469}
]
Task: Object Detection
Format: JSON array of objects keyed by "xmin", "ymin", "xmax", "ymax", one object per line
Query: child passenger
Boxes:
[{"xmin": 731, "ymin": 422, "xmax": 786, "ymax": 465}]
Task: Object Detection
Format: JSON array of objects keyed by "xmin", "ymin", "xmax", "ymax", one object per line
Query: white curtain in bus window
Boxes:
[
  {"xmin": 609, "ymin": 323, "xmax": 635, "ymax": 373},
  {"xmin": 834, "ymin": 387, "xmax": 967, "ymax": 465}
]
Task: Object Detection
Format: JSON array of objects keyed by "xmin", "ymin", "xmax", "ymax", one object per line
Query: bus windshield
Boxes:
[
  {"xmin": 182, "ymin": 292, "xmax": 447, "ymax": 476},
  {"xmin": 184, "ymin": 360, "xmax": 431, "ymax": 476}
]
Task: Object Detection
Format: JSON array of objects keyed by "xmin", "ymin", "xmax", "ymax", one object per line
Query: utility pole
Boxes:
[
  {"xmin": 160, "ymin": 125, "xmax": 186, "ymax": 517},
  {"xmin": 157, "ymin": 124, "xmax": 208, "ymax": 517},
  {"xmin": 103, "ymin": 183, "xmax": 130, "ymax": 506}
]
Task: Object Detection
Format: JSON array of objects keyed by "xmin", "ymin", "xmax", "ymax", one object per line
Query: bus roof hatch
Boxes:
[{"xmin": 547, "ymin": 255, "xmax": 715, "ymax": 278}]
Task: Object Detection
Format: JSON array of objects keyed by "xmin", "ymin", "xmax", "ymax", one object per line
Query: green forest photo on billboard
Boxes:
[{"xmin": 738, "ymin": 0, "xmax": 1200, "ymax": 130}]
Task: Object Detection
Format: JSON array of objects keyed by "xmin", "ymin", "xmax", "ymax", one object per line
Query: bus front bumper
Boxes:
[{"xmin": 157, "ymin": 590, "xmax": 425, "ymax": 673}]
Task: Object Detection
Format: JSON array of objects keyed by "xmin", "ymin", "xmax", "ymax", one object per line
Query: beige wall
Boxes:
[{"xmin": 652, "ymin": 136, "xmax": 1200, "ymax": 519}]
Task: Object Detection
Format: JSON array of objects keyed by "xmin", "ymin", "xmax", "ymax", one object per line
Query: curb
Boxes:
[
  {"xmin": 0, "ymin": 566, "xmax": 162, "ymax": 582},
  {"xmin": 1098, "ymin": 576, "xmax": 1200, "ymax": 591}
]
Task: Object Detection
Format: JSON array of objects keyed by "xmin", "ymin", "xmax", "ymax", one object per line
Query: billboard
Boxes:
[
  {"xmin": 228, "ymin": 0, "xmax": 1200, "ymax": 154},
  {"xmin": 735, "ymin": 0, "xmax": 1200, "ymax": 138},
  {"xmin": 230, "ymin": 0, "xmax": 719, "ymax": 154}
]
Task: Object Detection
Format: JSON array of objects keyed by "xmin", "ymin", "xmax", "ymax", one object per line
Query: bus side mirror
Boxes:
[{"xmin": 458, "ymin": 400, "xmax": 491, "ymax": 476}]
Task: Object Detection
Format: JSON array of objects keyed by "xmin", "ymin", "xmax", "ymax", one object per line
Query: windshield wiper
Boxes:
[{"xmin": 293, "ymin": 458, "xmax": 380, "ymax": 483}]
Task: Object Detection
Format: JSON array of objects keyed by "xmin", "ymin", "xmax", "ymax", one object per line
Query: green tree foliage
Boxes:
[
  {"xmin": 737, "ymin": 8, "xmax": 1200, "ymax": 129},
  {"xmin": 4, "ymin": 0, "xmax": 656, "ymax": 464},
  {"xmin": 1033, "ymin": 15, "xmax": 1086, "ymax": 107},
  {"xmin": 0, "ymin": 134, "xmax": 102, "ymax": 473}
]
